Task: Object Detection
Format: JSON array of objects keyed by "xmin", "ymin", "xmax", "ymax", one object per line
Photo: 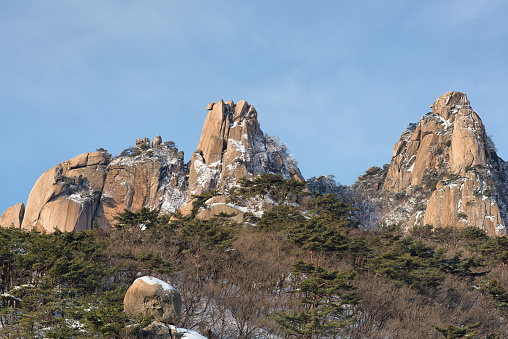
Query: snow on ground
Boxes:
[
  {"xmin": 407, "ymin": 163, "xmax": 415, "ymax": 173},
  {"xmin": 171, "ymin": 326, "xmax": 208, "ymax": 339},
  {"xmin": 437, "ymin": 114, "xmax": 453, "ymax": 130},
  {"xmin": 191, "ymin": 156, "xmax": 219, "ymax": 195},
  {"xmin": 228, "ymin": 138, "xmax": 246, "ymax": 153}
]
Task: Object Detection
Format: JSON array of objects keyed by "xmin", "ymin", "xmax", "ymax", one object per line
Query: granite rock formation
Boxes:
[
  {"xmin": 124, "ymin": 276, "xmax": 182, "ymax": 325},
  {"xmin": 20, "ymin": 151, "xmax": 109, "ymax": 232},
  {"xmin": 0, "ymin": 202, "xmax": 25, "ymax": 229},
  {"xmin": 189, "ymin": 100, "xmax": 303, "ymax": 196},
  {"xmin": 3, "ymin": 100, "xmax": 303, "ymax": 232},
  {"xmin": 94, "ymin": 143, "xmax": 189, "ymax": 229},
  {"xmin": 356, "ymin": 92, "xmax": 507, "ymax": 236},
  {"xmin": 185, "ymin": 99, "xmax": 304, "ymax": 217}
]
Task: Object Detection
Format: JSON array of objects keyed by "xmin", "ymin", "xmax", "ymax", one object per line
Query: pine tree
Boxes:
[
  {"xmin": 433, "ymin": 322, "xmax": 480, "ymax": 338},
  {"xmin": 273, "ymin": 261, "xmax": 357, "ymax": 338}
]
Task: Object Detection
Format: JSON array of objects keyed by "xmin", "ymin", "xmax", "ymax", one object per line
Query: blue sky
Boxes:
[{"xmin": 1, "ymin": 0, "xmax": 508, "ymax": 213}]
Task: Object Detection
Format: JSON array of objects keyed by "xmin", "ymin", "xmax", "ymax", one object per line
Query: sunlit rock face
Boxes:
[
  {"xmin": 95, "ymin": 143, "xmax": 189, "ymax": 229},
  {"xmin": 181, "ymin": 99, "xmax": 304, "ymax": 218},
  {"xmin": 377, "ymin": 92, "xmax": 507, "ymax": 236},
  {"xmin": 0, "ymin": 202, "xmax": 25, "ymax": 229},
  {"xmin": 188, "ymin": 99, "xmax": 303, "ymax": 197},
  {"xmin": 7, "ymin": 100, "xmax": 304, "ymax": 231},
  {"xmin": 20, "ymin": 151, "xmax": 109, "ymax": 233}
]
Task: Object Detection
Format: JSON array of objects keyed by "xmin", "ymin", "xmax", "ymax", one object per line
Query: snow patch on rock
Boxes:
[{"xmin": 135, "ymin": 276, "xmax": 176, "ymax": 292}]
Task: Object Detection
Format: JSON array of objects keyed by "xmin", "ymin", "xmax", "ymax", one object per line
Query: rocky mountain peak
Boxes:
[
  {"xmin": 358, "ymin": 91, "xmax": 507, "ymax": 236},
  {"xmin": 188, "ymin": 99, "xmax": 302, "ymax": 196},
  {"xmin": 19, "ymin": 151, "xmax": 109, "ymax": 232},
  {"xmin": 430, "ymin": 91, "xmax": 471, "ymax": 119},
  {"xmin": 1, "ymin": 100, "xmax": 303, "ymax": 232}
]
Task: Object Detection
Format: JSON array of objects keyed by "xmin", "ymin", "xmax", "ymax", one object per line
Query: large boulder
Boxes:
[
  {"xmin": 124, "ymin": 276, "xmax": 182, "ymax": 325},
  {"xmin": 153, "ymin": 135, "xmax": 163, "ymax": 148},
  {"xmin": 0, "ymin": 202, "xmax": 25, "ymax": 229},
  {"xmin": 20, "ymin": 151, "xmax": 109, "ymax": 233}
]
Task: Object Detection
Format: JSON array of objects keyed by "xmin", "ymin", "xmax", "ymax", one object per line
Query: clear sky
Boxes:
[{"xmin": 1, "ymin": 0, "xmax": 508, "ymax": 214}]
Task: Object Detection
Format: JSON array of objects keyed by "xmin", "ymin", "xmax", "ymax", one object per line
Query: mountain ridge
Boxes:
[
  {"xmin": 1, "ymin": 92, "xmax": 507, "ymax": 236},
  {"xmin": 0, "ymin": 100, "xmax": 302, "ymax": 232}
]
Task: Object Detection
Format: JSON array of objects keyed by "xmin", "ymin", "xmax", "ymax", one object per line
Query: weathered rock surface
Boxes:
[
  {"xmin": 137, "ymin": 137, "xmax": 151, "ymax": 147},
  {"xmin": 195, "ymin": 196, "xmax": 245, "ymax": 222},
  {"xmin": 136, "ymin": 321, "xmax": 172, "ymax": 339},
  {"xmin": 423, "ymin": 172, "xmax": 505, "ymax": 236},
  {"xmin": 1, "ymin": 100, "xmax": 303, "ymax": 231},
  {"xmin": 0, "ymin": 202, "xmax": 25, "ymax": 229},
  {"xmin": 357, "ymin": 92, "xmax": 507, "ymax": 236},
  {"xmin": 153, "ymin": 135, "xmax": 162, "ymax": 148},
  {"xmin": 189, "ymin": 100, "xmax": 303, "ymax": 196},
  {"xmin": 124, "ymin": 276, "xmax": 182, "ymax": 325},
  {"xmin": 20, "ymin": 151, "xmax": 109, "ymax": 233},
  {"xmin": 185, "ymin": 100, "xmax": 303, "ymax": 218},
  {"xmin": 95, "ymin": 144, "xmax": 189, "ymax": 229}
]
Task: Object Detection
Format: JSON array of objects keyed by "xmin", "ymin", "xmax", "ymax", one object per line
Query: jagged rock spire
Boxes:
[{"xmin": 188, "ymin": 99, "xmax": 303, "ymax": 196}]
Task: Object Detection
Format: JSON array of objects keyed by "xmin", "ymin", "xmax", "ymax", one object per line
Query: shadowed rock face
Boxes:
[{"xmin": 376, "ymin": 92, "xmax": 507, "ymax": 236}]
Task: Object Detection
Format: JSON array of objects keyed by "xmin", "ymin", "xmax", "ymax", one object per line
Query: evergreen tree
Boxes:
[
  {"xmin": 233, "ymin": 173, "xmax": 307, "ymax": 204},
  {"xmin": 113, "ymin": 207, "xmax": 161, "ymax": 229},
  {"xmin": 287, "ymin": 194, "xmax": 356, "ymax": 264},
  {"xmin": 273, "ymin": 261, "xmax": 357, "ymax": 338},
  {"xmin": 257, "ymin": 205, "xmax": 305, "ymax": 232},
  {"xmin": 433, "ymin": 322, "xmax": 480, "ymax": 338}
]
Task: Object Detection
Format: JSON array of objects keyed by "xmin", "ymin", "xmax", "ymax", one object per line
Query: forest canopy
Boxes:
[{"xmin": 0, "ymin": 175, "xmax": 507, "ymax": 338}]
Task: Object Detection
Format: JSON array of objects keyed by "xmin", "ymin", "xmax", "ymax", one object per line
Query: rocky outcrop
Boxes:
[
  {"xmin": 423, "ymin": 172, "xmax": 505, "ymax": 236},
  {"xmin": 189, "ymin": 100, "xmax": 303, "ymax": 197},
  {"xmin": 361, "ymin": 92, "xmax": 507, "ymax": 236},
  {"xmin": 3, "ymin": 100, "xmax": 303, "ymax": 231},
  {"xmin": 95, "ymin": 144, "xmax": 189, "ymax": 229},
  {"xmin": 124, "ymin": 278, "xmax": 207, "ymax": 338},
  {"xmin": 195, "ymin": 196, "xmax": 245, "ymax": 222},
  {"xmin": 20, "ymin": 151, "xmax": 109, "ymax": 233},
  {"xmin": 183, "ymin": 100, "xmax": 303, "ymax": 218},
  {"xmin": 124, "ymin": 276, "xmax": 182, "ymax": 325},
  {"xmin": 153, "ymin": 135, "xmax": 162, "ymax": 148},
  {"xmin": 0, "ymin": 202, "xmax": 25, "ymax": 229},
  {"xmin": 136, "ymin": 137, "xmax": 151, "ymax": 147},
  {"xmin": 136, "ymin": 321, "xmax": 173, "ymax": 338}
]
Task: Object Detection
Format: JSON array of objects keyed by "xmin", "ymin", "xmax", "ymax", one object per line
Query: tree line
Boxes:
[{"xmin": 0, "ymin": 174, "xmax": 507, "ymax": 338}]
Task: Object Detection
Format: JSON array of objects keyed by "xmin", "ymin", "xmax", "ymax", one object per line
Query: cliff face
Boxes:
[
  {"xmin": 1, "ymin": 100, "xmax": 303, "ymax": 232},
  {"xmin": 94, "ymin": 143, "xmax": 189, "ymax": 229},
  {"xmin": 358, "ymin": 92, "xmax": 507, "ymax": 236},
  {"xmin": 4, "ymin": 94, "xmax": 507, "ymax": 236},
  {"xmin": 188, "ymin": 100, "xmax": 303, "ymax": 196},
  {"xmin": 19, "ymin": 151, "xmax": 109, "ymax": 232},
  {"xmin": 0, "ymin": 203, "xmax": 25, "ymax": 229}
]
